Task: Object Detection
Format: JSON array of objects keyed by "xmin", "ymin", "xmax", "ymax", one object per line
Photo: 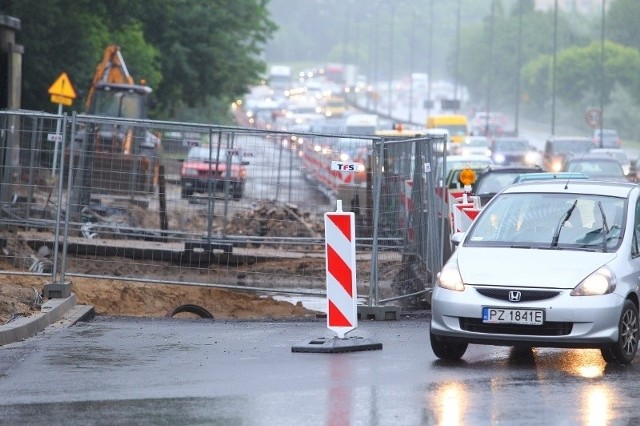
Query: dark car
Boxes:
[
  {"xmin": 180, "ymin": 146, "xmax": 249, "ymax": 199},
  {"xmin": 471, "ymin": 165, "xmax": 543, "ymax": 207},
  {"xmin": 490, "ymin": 136, "xmax": 540, "ymax": 167},
  {"xmin": 543, "ymin": 136, "xmax": 593, "ymax": 172}
]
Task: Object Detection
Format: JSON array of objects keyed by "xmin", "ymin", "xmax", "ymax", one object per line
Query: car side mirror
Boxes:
[
  {"xmin": 242, "ymin": 160, "xmax": 250, "ymax": 166},
  {"xmin": 451, "ymin": 231, "xmax": 465, "ymax": 247}
]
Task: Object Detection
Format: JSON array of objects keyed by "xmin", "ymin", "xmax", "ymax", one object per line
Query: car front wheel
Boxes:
[
  {"xmin": 181, "ymin": 186, "xmax": 193, "ymax": 199},
  {"xmin": 430, "ymin": 328, "xmax": 468, "ymax": 361},
  {"xmin": 232, "ymin": 182, "xmax": 244, "ymax": 200},
  {"xmin": 601, "ymin": 300, "xmax": 639, "ymax": 365}
]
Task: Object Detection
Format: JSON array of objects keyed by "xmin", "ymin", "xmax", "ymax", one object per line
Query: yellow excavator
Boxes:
[{"xmin": 77, "ymin": 45, "xmax": 159, "ymax": 195}]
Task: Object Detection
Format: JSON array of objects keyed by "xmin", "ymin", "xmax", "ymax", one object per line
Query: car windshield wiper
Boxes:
[
  {"xmin": 596, "ymin": 201, "xmax": 610, "ymax": 253},
  {"xmin": 577, "ymin": 203, "xmax": 616, "ymax": 252},
  {"xmin": 551, "ymin": 200, "xmax": 578, "ymax": 248}
]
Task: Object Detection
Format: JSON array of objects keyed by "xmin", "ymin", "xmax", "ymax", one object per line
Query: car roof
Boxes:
[
  {"xmin": 505, "ymin": 179, "xmax": 636, "ymax": 197},
  {"xmin": 590, "ymin": 147, "xmax": 625, "ymax": 152},
  {"xmin": 564, "ymin": 153, "xmax": 622, "ymax": 162},
  {"xmin": 482, "ymin": 165, "xmax": 542, "ymax": 173},
  {"xmin": 187, "ymin": 146, "xmax": 240, "ymax": 159},
  {"xmin": 546, "ymin": 136, "xmax": 591, "ymax": 142},
  {"xmin": 492, "ymin": 136, "xmax": 528, "ymax": 142},
  {"xmin": 589, "ymin": 148, "xmax": 628, "ymax": 156},
  {"xmin": 439, "ymin": 154, "xmax": 493, "ymax": 162},
  {"xmin": 513, "ymin": 172, "xmax": 590, "ymax": 183}
]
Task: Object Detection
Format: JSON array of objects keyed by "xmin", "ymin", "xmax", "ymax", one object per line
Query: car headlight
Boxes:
[
  {"xmin": 525, "ymin": 152, "xmax": 538, "ymax": 164},
  {"xmin": 494, "ymin": 153, "xmax": 505, "ymax": 163},
  {"xmin": 436, "ymin": 258, "xmax": 465, "ymax": 291},
  {"xmin": 570, "ymin": 267, "xmax": 616, "ymax": 296}
]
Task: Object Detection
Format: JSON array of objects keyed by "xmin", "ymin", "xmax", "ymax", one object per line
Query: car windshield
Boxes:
[
  {"xmin": 553, "ymin": 140, "xmax": 592, "ymax": 154},
  {"xmin": 443, "ymin": 160, "xmax": 492, "ymax": 179},
  {"xmin": 464, "ymin": 138, "xmax": 489, "ymax": 147},
  {"xmin": 465, "ymin": 192, "xmax": 626, "ymax": 251},
  {"xmin": 440, "ymin": 124, "xmax": 467, "ymax": 137},
  {"xmin": 494, "ymin": 139, "xmax": 529, "ymax": 151},
  {"xmin": 475, "ymin": 172, "xmax": 522, "ymax": 194},
  {"xmin": 188, "ymin": 147, "xmax": 242, "ymax": 163},
  {"xmin": 565, "ymin": 160, "xmax": 624, "ymax": 177}
]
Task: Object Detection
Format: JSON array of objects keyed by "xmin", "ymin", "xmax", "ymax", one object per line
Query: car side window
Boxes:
[{"xmin": 633, "ymin": 200, "xmax": 640, "ymax": 257}]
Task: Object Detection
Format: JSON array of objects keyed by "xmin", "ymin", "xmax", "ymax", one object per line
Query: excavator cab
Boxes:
[{"xmin": 88, "ymin": 82, "xmax": 151, "ymax": 119}]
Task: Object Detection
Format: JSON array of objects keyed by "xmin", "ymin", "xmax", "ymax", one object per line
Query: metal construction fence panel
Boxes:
[{"xmin": 0, "ymin": 110, "xmax": 448, "ymax": 310}]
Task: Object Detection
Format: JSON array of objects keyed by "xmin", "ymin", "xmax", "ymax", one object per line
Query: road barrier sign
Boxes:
[
  {"xmin": 324, "ymin": 200, "xmax": 357, "ymax": 338},
  {"xmin": 292, "ymin": 199, "xmax": 382, "ymax": 353}
]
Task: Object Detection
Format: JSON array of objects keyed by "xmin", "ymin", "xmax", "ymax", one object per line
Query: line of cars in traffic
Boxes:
[{"xmin": 445, "ymin": 131, "xmax": 634, "ymax": 206}]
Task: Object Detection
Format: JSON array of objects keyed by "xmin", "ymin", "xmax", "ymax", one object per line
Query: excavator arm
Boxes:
[{"xmin": 84, "ymin": 45, "xmax": 135, "ymax": 112}]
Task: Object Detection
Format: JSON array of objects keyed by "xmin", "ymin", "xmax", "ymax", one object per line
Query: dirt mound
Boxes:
[{"xmin": 0, "ymin": 272, "xmax": 322, "ymax": 325}]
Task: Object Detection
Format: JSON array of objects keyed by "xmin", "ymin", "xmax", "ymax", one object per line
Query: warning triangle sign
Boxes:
[{"xmin": 48, "ymin": 72, "xmax": 77, "ymax": 99}]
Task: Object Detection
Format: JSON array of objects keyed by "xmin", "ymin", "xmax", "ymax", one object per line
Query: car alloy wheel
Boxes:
[{"xmin": 601, "ymin": 300, "xmax": 639, "ymax": 365}]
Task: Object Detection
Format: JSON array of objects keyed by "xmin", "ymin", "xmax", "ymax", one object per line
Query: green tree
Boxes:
[
  {"xmin": 607, "ymin": 0, "xmax": 640, "ymax": 50},
  {"xmin": 1, "ymin": 0, "xmax": 276, "ymax": 122},
  {"xmin": 137, "ymin": 0, "xmax": 276, "ymax": 119},
  {"xmin": 522, "ymin": 41, "xmax": 640, "ymax": 108}
]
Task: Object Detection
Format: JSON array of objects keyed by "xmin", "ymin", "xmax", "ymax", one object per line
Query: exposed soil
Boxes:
[
  {"xmin": 0, "ymin": 268, "xmax": 321, "ymax": 324},
  {"xmin": 0, "ymin": 192, "xmax": 412, "ymax": 325},
  {"xmin": 0, "ymin": 198, "xmax": 332, "ymax": 324}
]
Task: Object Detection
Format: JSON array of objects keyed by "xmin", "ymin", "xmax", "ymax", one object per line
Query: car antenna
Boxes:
[{"xmin": 564, "ymin": 139, "xmax": 597, "ymax": 189}]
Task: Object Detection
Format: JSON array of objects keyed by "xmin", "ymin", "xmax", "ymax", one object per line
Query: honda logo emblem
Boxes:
[{"xmin": 509, "ymin": 291, "xmax": 522, "ymax": 302}]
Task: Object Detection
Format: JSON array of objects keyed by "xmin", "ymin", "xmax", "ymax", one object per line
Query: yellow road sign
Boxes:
[
  {"xmin": 48, "ymin": 72, "xmax": 77, "ymax": 99},
  {"xmin": 50, "ymin": 94, "xmax": 73, "ymax": 106}
]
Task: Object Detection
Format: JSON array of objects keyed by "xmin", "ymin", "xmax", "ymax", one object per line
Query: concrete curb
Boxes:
[{"xmin": 0, "ymin": 294, "xmax": 94, "ymax": 346}]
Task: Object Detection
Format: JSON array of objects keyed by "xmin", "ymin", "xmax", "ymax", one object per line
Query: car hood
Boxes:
[{"xmin": 456, "ymin": 247, "xmax": 615, "ymax": 289}]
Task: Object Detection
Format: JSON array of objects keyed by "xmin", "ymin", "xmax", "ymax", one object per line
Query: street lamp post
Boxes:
[
  {"xmin": 485, "ymin": 0, "xmax": 496, "ymax": 136},
  {"xmin": 373, "ymin": 8, "xmax": 380, "ymax": 112},
  {"xmin": 409, "ymin": 11, "xmax": 416, "ymax": 124},
  {"xmin": 387, "ymin": 2, "xmax": 396, "ymax": 119},
  {"xmin": 599, "ymin": 0, "xmax": 606, "ymax": 139},
  {"xmin": 551, "ymin": 0, "xmax": 558, "ymax": 136},
  {"xmin": 427, "ymin": 0, "xmax": 434, "ymax": 119},
  {"xmin": 514, "ymin": 0, "xmax": 523, "ymax": 136},
  {"xmin": 454, "ymin": 0, "xmax": 461, "ymax": 113}
]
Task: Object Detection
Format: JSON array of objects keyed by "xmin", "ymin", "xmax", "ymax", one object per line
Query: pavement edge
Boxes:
[{"xmin": 0, "ymin": 294, "xmax": 95, "ymax": 346}]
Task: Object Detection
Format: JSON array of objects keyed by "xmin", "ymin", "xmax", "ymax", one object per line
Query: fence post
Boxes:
[
  {"xmin": 359, "ymin": 137, "xmax": 399, "ymax": 321},
  {"xmin": 43, "ymin": 112, "xmax": 72, "ymax": 299}
]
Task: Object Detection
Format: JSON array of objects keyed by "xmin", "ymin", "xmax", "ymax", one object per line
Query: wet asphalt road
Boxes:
[{"xmin": 1, "ymin": 315, "xmax": 639, "ymax": 425}]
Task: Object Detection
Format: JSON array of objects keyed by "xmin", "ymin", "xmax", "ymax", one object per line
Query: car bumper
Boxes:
[
  {"xmin": 182, "ymin": 178, "xmax": 242, "ymax": 192},
  {"xmin": 430, "ymin": 285, "xmax": 624, "ymax": 347}
]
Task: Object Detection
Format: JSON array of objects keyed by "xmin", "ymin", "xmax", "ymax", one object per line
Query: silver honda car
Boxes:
[{"xmin": 430, "ymin": 179, "xmax": 640, "ymax": 364}]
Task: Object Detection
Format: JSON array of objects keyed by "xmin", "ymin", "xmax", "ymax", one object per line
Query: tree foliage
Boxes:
[
  {"xmin": 521, "ymin": 41, "xmax": 640, "ymax": 108},
  {"xmin": 607, "ymin": 0, "xmax": 640, "ymax": 51},
  {"xmin": 1, "ymin": 0, "xmax": 276, "ymax": 122}
]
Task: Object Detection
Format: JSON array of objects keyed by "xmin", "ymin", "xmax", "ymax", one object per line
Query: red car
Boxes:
[{"xmin": 180, "ymin": 146, "xmax": 249, "ymax": 200}]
